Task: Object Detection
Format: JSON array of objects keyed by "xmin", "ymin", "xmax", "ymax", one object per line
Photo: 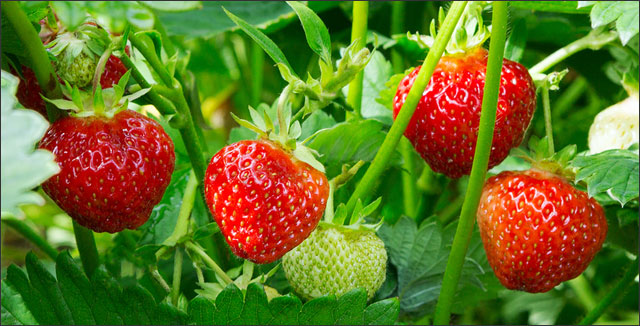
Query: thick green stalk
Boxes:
[
  {"xmin": 163, "ymin": 170, "xmax": 198, "ymax": 245},
  {"xmin": 433, "ymin": 2, "xmax": 508, "ymax": 324},
  {"xmin": 579, "ymin": 256, "xmax": 639, "ymax": 325},
  {"xmin": 391, "ymin": 1, "xmax": 417, "ymax": 219},
  {"xmin": 2, "ymin": 1, "xmax": 62, "ymax": 121},
  {"xmin": 344, "ymin": 1, "xmax": 468, "ymax": 220},
  {"xmin": 73, "ymin": 221, "xmax": 100, "ymax": 277},
  {"xmin": 171, "ymin": 248, "xmax": 183, "ymax": 306},
  {"xmin": 346, "ymin": 1, "xmax": 369, "ymax": 118},
  {"xmin": 541, "ymin": 84, "xmax": 555, "ymax": 153},
  {"xmin": 2, "ymin": 218, "xmax": 58, "ymax": 259},
  {"xmin": 568, "ymin": 275, "xmax": 599, "ymax": 312}
]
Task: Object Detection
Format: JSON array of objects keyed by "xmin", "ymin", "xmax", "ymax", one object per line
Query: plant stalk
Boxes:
[
  {"xmin": 579, "ymin": 256, "xmax": 639, "ymax": 325},
  {"xmin": 2, "ymin": 218, "xmax": 58, "ymax": 259},
  {"xmin": 346, "ymin": 1, "xmax": 369, "ymax": 119},
  {"xmin": 433, "ymin": 2, "xmax": 508, "ymax": 324},
  {"xmin": 72, "ymin": 221, "xmax": 100, "ymax": 277},
  {"xmin": 529, "ymin": 29, "xmax": 617, "ymax": 76},
  {"xmin": 344, "ymin": 1, "xmax": 468, "ymax": 221},
  {"xmin": 185, "ymin": 241, "xmax": 233, "ymax": 285},
  {"xmin": 541, "ymin": 84, "xmax": 555, "ymax": 153},
  {"xmin": 2, "ymin": 1, "xmax": 62, "ymax": 121},
  {"xmin": 171, "ymin": 247, "xmax": 183, "ymax": 306}
]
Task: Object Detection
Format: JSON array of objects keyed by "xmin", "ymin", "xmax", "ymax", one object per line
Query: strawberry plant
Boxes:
[{"xmin": 1, "ymin": 1, "xmax": 638, "ymax": 325}]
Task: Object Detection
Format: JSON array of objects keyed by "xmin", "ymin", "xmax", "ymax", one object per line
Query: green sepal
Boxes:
[
  {"xmin": 514, "ymin": 135, "xmax": 579, "ymax": 180},
  {"xmin": 230, "ymin": 112, "xmax": 268, "ymax": 138}
]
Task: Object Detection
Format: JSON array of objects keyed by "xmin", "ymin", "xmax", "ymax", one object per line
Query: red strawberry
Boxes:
[
  {"xmin": 100, "ymin": 46, "xmax": 130, "ymax": 89},
  {"xmin": 11, "ymin": 65, "xmax": 47, "ymax": 116},
  {"xmin": 477, "ymin": 169, "xmax": 607, "ymax": 293},
  {"xmin": 393, "ymin": 47, "xmax": 537, "ymax": 178},
  {"xmin": 39, "ymin": 110, "xmax": 175, "ymax": 233},
  {"xmin": 204, "ymin": 140, "xmax": 330, "ymax": 264}
]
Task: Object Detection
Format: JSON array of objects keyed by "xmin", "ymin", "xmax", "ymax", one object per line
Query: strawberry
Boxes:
[
  {"xmin": 393, "ymin": 47, "xmax": 537, "ymax": 178},
  {"xmin": 477, "ymin": 169, "xmax": 607, "ymax": 293},
  {"xmin": 100, "ymin": 46, "xmax": 130, "ymax": 89},
  {"xmin": 39, "ymin": 110, "xmax": 175, "ymax": 233},
  {"xmin": 204, "ymin": 139, "xmax": 329, "ymax": 264},
  {"xmin": 588, "ymin": 96, "xmax": 639, "ymax": 154},
  {"xmin": 11, "ymin": 65, "xmax": 47, "ymax": 116},
  {"xmin": 282, "ymin": 223, "xmax": 387, "ymax": 300}
]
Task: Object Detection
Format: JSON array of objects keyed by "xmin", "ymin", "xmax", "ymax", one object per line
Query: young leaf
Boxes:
[
  {"xmin": 287, "ymin": 1, "xmax": 332, "ymax": 64},
  {"xmin": 223, "ymin": 7, "xmax": 297, "ymax": 78}
]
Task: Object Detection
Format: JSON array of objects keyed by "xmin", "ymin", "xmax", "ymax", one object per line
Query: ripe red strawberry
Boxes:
[
  {"xmin": 204, "ymin": 140, "xmax": 330, "ymax": 264},
  {"xmin": 11, "ymin": 65, "xmax": 47, "ymax": 116},
  {"xmin": 39, "ymin": 110, "xmax": 175, "ymax": 233},
  {"xmin": 477, "ymin": 169, "xmax": 607, "ymax": 293},
  {"xmin": 100, "ymin": 46, "xmax": 130, "ymax": 89},
  {"xmin": 393, "ymin": 47, "xmax": 537, "ymax": 178}
]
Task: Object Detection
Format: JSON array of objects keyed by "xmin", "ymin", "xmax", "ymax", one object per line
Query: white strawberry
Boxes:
[{"xmin": 588, "ymin": 96, "xmax": 639, "ymax": 154}]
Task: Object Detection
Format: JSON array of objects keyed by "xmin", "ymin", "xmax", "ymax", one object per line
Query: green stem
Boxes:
[
  {"xmin": 541, "ymin": 84, "xmax": 555, "ymax": 153},
  {"xmin": 433, "ymin": 2, "xmax": 508, "ymax": 324},
  {"xmin": 579, "ymin": 256, "xmax": 639, "ymax": 325},
  {"xmin": 346, "ymin": 1, "xmax": 369, "ymax": 119},
  {"xmin": 568, "ymin": 274, "xmax": 599, "ymax": 312},
  {"xmin": 2, "ymin": 218, "xmax": 58, "ymax": 260},
  {"xmin": 344, "ymin": 1, "xmax": 468, "ymax": 221},
  {"xmin": 391, "ymin": 1, "xmax": 417, "ymax": 219},
  {"xmin": 2, "ymin": 1, "xmax": 62, "ymax": 121},
  {"xmin": 149, "ymin": 266, "xmax": 171, "ymax": 293},
  {"xmin": 72, "ymin": 221, "xmax": 100, "ymax": 277},
  {"xmin": 171, "ymin": 247, "xmax": 183, "ymax": 306},
  {"xmin": 529, "ymin": 29, "xmax": 617, "ymax": 76},
  {"xmin": 250, "ymin": 42, "xmax": 265, "ymax": 107},
  {"xmin": 128, "ymin": 33, "xmax": 174, "ymax": 87},
  {"xmin": 185, "ymin": 241, "xmax": 233, "ymax": 285}
]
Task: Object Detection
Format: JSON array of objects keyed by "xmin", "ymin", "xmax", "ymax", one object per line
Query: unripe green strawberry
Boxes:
[
  {"xmin": 282, "ymin": 223, "xmax": 387, "ymax": 300},
  {"xmin": 588, "ymin": 96, "xmax": 639, "ymax": 154},
  {"xmin": 55, "ymin": 47, "xmax": 97, "ymax": 89}
]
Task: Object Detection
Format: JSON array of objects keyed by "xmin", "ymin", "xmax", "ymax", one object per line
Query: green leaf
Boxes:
[
  {"xmin": 307, "ymin": 119, "xmax": 402, "ymax": 173},
  {"xmin": 287, "ymin": 1, "xmax": 332, "ymax": 64},
  {"xmin": 138, "ymin": 167, "xmax": 192, "ymax": 245},
  {"xmin": 185, "ymin": 283, "xmax": 400, "ymax": 325},
  {"xmin": 376, "ymin": 68, "xmax": 413, "ymax": 112},
  {"xmin": 2, "ymin": 252, "xmax": 187, "ymax": 325},
  {"xmin": 1, "ymin": 280, "xmax": 37, "ymax": 325},
  {"xmin": 508, "ymin": 1, "xmax": 591, "ymax": 14},
  {"xmin": 156, "ymin": 2, "xmax": 296, "ymax": 40},
  {"xmin": 343, "ymin": 51, "xmax": 394, "ymax": 125},
  {"xmin": 570, "ymin": 149, "xmax": 639, "ymax": 206},
  {"xmin": 141, "ymin": 1, "xmax": 203, "ymax": 12},
  {"xmin": 504, "ymin": 18, "xmax": 528, "ymax": 62},
  {"xmin": 223, "ymin": 7, "xmax": 297, "ymax": 78},
  {"xmin": 589, "ymin": 1, "xmax": 639, "ymax": 45},
  {"xmin": 378, "ymin": 217, "xmax": 496, "ymax": 315},
  {"xmin": 300, "ymin": 109, "xmax": 337, "ymax": 140},
  {"xmin": 1, "ymin": 71, "xmax": 59, "ymax": 218}
]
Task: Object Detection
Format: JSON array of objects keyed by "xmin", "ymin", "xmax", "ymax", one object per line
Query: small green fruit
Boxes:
[{"xmin": 282, "ymin": 223, "xmax": 387, "ymax": 301}]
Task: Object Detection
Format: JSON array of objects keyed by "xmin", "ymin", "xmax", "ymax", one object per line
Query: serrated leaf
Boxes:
[
  {"xmin": 1, "ymin": 71, "xmax": 59, "ymax": 218},
  {"xmin": 376, "ymin": 68, "xmax": 413, "ymax": 111},
  {"xmin": 287, "ymin": 1, "xmax": 332, "ymax": 64},
  {"xmin": 1, "ymin": 280, "xmax": 38, "ymax": 325},
  {"xmin": 571, "ymin": 149, "xmax": 639, "ymax": 205},
  {"xmin": 589, "ymin": 1, "xmax": 639, "ymax": 45}
]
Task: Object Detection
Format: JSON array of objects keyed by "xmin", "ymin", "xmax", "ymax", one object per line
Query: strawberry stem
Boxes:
[
  {"xmin": 2, "ymin": 1, "xmax": 63, "ymax": 122},
  {"xmin": 541, "ymin": 83, "xmax": 555, "ymax": 153},
  {"xmin": 345, "ymin": 1, "xmax": 368, "ymax": 119},
  {"xmin": 171, "ymin": 247, "xmax": 184, "ymax": 306},
  {"xmin": 343, "ymin": 1, "xmax": 468, "ymax": 222},
  {"xmin": 185, "ymin": 241, "xmax": 234, "ymax": 285},
  {"xmin": 91, "ymin": 45, "xmax": 113, "ymax": 95},
  {"xmin": 72, "ymin": 221, "xmax": 100, "ymax": 277},
  {"xmin": 149, "ymin": 266, "xmax": 171, "ymax": 293},
  {"xmin": 433, "ymin": 2, "xmax": 508, "ymax": 324},
  {"xmin": 578, "ymin": 256, "xmax": 640, "ymax": 325}
]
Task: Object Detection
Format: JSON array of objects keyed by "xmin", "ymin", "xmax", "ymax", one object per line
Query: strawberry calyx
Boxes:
[
  {"xmin": 230, "ymin": 85, "xmax": 326, "ymax": 173},
  {"xmin": 512, "ymin": 136, "xmax": 579, "ymax": 182},
  {"xmin": 406, "ymin": 2, "xmax": 490, "ymax": 56},
  {"xmin": 42, "ymin": 70, "xmax": 150, "ymax": 119}
]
